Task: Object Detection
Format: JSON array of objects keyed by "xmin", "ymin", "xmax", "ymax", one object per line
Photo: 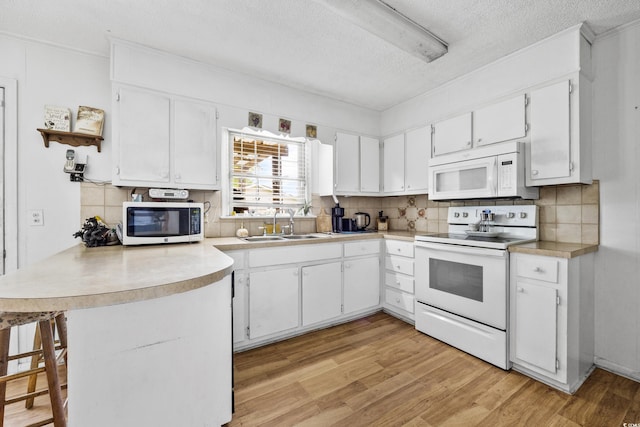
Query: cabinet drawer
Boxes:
[
  {"xmin": 250, "ymin": 243, "xmax": 342, "ymax": 268},
  {"xmin": 385, "ymin": 240, "xmax": 414, "ymax": 258},
  {"xmin": 385, "ymin": 288, "xmax": 414, "ymax": 313},
  {"xmin": 385, "ymin": 272, "xmax": 414, "ymax": 294},
  {"xmin": 385, "ymin": 255, "xmax": 414, "ymax": 275},
  {"xmin": 225, "ymin": 250, "xmax": 246, "ymax": 270},
  {"xmin": 344, "ymin": 240, "xmax": 380, "ymax": 257},
  {"xmin": 516, "ymin": 255, "xmax": 559, "ymax": 283}
]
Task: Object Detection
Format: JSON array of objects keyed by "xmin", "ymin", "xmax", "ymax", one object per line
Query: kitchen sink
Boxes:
[
  {"xmin": 242, "ymin": 236, "xmax": 285, "ymax": 242},
  {"xmin": 281, "ymin": 234, "xmax": 321, "ymax": 240}
]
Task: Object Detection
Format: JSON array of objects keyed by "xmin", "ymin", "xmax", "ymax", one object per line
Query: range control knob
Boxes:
[
  {"xmin": 520, "ymin": 212, "xmax": 527, "ymax": 219},
  {"xmin": 454, "ymin": 212, "xmax": 460, "ymax": 218},
  {"xmin": 507, "ymin": 212, "xmax": 515, "ymax": 219},
  {"xmin": 462, "ymin": 212, "xmax": 469, "ymax": 218}
]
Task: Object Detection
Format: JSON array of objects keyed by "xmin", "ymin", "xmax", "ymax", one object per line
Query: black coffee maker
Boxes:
[{"xmin": 331, "ymin": 200, "xmax": 344, "ymax": 233}]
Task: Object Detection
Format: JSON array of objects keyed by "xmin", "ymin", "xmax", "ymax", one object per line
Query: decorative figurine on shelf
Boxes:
[{"xmin": 74, "ymin": 216, "xmax": 119, "ymax": 247}]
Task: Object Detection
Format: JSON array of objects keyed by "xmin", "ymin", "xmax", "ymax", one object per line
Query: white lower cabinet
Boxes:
[
  {"xmin": 382, "ymin": 240, "xmax": 415, "ymax": 321},
  {"xmin": 302, "ymin": 262, "xmax": 342, "ymax": 326},
  {"xmin": 231, "ymin": 239, "xmax": 382, "ymax": 350},
  {"xmin": 509, "ymin": 252, "xmax": 595, "ymax": 393},
  {"xmin": 249, "ymin": 267, "xmax": 299, "ymax": 340},
  {"xmin": 344, "ymin": 256, "xmax": 380, "ymax": 314}
]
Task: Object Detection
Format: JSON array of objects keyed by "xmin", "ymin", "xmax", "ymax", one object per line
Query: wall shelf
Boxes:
[{"xmin": 37, "ymin": 128, "xmax": 103, "ymax": 152}]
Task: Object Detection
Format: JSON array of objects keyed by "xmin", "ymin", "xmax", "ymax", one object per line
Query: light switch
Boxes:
[{"xmin": 29, "ymin": 210, "xmax": 44, "ymax": 226}]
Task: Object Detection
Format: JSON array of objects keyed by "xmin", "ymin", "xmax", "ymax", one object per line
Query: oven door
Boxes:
[{"xmin": 415, "ymin": 241, "xmax": 508, "ymax": 330}]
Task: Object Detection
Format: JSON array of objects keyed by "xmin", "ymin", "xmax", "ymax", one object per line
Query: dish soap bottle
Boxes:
[{"xmin": 236, "ymin": 222, "xmax": 249, "ymax": 238}]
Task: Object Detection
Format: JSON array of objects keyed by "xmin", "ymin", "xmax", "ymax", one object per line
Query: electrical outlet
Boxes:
[{"xmin": 29, "ymin": 209, "xmax": 44, "ymax": 226}]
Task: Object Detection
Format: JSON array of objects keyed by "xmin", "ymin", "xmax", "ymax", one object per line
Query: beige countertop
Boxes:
[
  {"xmin": 0, "ymin": 241, "xmax": 234, "ymax": 312},
  {"xmin": 508, "ymin": 241, "xmax": 599, "ymax": 258},
  {"xmin": 211, "ymin": 230, "xmax": 419, "ymax": 251}
]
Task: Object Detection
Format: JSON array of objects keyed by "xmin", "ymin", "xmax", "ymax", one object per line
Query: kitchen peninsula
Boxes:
[{"xmin": 0, "ymin": 242, "xmax": 234, "ymax": 427}]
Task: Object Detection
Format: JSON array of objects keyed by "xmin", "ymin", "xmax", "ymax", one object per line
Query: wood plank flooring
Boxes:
[{"xmin": 229, "ymin": 312, "xmax": 640, "ymax": 427}]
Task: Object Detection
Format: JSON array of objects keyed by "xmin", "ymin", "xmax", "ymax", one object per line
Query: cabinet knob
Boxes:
[
  {"xmin": 533, "ymin": 267, "xmax": 543, "ymax": 273},
  {"xmin": 532, "ymin": 170, "xmax": 539, "ymax": 176},
  {"xmin": 345, "ymin": 264, "xmax": 351, "ymax": 269},
  {"xmin": 517, "ymin": 287, "xmax": 524, "ymax": 293},
  {"xmin": 466, "ymin": 141, "xmax": 472, "ymax": 146},
  {"xmin": 396, "ymin": 297, "xmax": 401, "ymax": 303},
  {"xmin": 477, "ymin": 138, "xmax": 482, "ymax": 143}
]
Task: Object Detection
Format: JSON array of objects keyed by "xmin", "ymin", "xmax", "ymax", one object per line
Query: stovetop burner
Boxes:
[{"xmin": 414, "ymin": 205, "xmax": 538, "ymax": 250}]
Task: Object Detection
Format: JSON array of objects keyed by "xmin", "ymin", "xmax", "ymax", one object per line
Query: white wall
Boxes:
[
  {"xmin": 0, "ymin": 35, "xmax": 111, "ymax": 267},
  {"xmin": 591, "ymin": 21, "xmax": 640, "ymax": 380}
]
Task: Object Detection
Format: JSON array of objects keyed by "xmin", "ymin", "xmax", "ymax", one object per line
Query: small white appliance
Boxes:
[
  {"xmin": 428, "ymin": 141, "xmax": 538, "ymax": 200},
  {"xmin": 117, "ymin": 202, "xmax": 204, "ymax": 245},
  {"xmin": 414, "ymin": 205, "xmax": 538, "ymax": 369}
]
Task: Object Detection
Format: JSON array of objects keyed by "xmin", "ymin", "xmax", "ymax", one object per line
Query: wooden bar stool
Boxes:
[{"xmin": 0, "ymin": 312, "xmax": 67, "ymax": 427}]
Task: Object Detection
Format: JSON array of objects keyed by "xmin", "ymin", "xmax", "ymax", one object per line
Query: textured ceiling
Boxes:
[{"xmin": 1, "ymin": 0, "xmax": 640, "ymax": 111}]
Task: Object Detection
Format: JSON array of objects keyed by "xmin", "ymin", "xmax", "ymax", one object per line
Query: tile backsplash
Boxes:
[{"xmin": 80, "ymin": 180, "xmax": 599, "ymax": 245}]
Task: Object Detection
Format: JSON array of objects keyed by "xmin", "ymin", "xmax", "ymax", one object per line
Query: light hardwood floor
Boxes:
[{"xmin": 229, "ymin": 312, "xmax": 640, "ymax": 427}]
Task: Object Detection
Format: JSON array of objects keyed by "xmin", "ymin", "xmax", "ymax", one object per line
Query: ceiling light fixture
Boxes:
[{"xmin": 314, "ymin": 0, "xmax": 448, "ymax": 63}]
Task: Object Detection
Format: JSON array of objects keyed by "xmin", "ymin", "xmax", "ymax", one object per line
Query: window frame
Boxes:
[{"xmin": 223, "ymin": 127, "xmax": 311, "ymax": 218}]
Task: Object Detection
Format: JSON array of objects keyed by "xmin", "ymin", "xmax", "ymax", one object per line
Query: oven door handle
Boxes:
[{"xmin": 414, "ymin": 241, "xmax": 506, "ymax": 258}]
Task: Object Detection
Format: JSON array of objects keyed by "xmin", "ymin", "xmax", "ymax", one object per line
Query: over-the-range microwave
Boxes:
[
  {"xmin": 117, "ymin": 202, "xmax": 204, "ymax": 245},
  {"xmin": 428, "ymin": 141, "xmax": 538, "ymax": 200}
]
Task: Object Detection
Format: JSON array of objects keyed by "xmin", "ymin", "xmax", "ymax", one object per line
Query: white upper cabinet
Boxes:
[
  {"xmin": 431, "ymin": 112, "xmax": 472, "ymax": 156},
  {"xmin": 335, "ymin": 132, "xmax": 360, "ymax": 194},
  {"xmin": 382, "ymin": 133, "xmax": 405, "ymax": 193},
  {"xmin": 474, "ymin": 95, "xmax": 526, "ymax": 147},
  {"xmin": 360, "ymin": 136, "xmax": 380, "ymax": 193},
  {"xmin": 335, "ymin": 132, "xmax": 380, "ymax": 195},
  {"xmin": 173, "ymin": 99, "xmax": 218, "ymax": 188},
  {"xmin": 113, "ymin": 85, "xmax": 219, "ymax": 190},
  {"xmin": 114, "ymin": 86, "xmax": 171, "ymax": 184},
  {"xmin": 529, "ymin": 80, "xmax": 571, "ymax": 182},
  {"xmin": 404, "ymin": 125, "xmax": 430, "ymax": 193}
]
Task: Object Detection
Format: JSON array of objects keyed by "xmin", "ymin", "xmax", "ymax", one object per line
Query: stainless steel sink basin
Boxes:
[
  {"xmin": 281, "ymin": 234, "xmax": 321, "ymax": 240},
  {"xmin": 242, "ymin": 236, "xmax": 285, "ymax": 242}
]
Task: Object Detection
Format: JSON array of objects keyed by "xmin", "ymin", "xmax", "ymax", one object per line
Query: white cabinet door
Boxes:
[
  {"xmin": 249, "ymin": 267, "xmax": 299, "ymax": 339},
  {"xmin": 431, "ymin": 112, "xmax": 472, "ymax": 156},
  {"xmin": 173, "ymin": 99, "xmax": 218, "ymax": 189},
  {"xmin": 404, "ymin": 126, "xmax": 430, "ymax": 193},
  {"xmin": 474, "ymin": 95, "xmax": 526, "ymax": 147},
  {"xmin": 335, "ymin": 132, "xmax": 360, "ymax": 194},
  {"xmin": 360, "ymin": 136, "xmax": 380, "ymax": 193},
  {"xmin": 115, "ymin": 87, "xmax": 171, "ymax": 184},
  {"xmin": 383, "ymin": 133, "xmax": 405, "ymax": 193},
  {"xmin": 344, "ymin": 256, "xmax": 380, "ymax": 314},
  {"xmin": 302, "ymin": 262, "xmax": 342, "ymax": 326},
  {"xmin": 514, "ymin": 280, "xmax": 558, "ymax": 373},
  {"xmin": 529, "ymin": 80, "xmax": 571, "ymax": 182}
]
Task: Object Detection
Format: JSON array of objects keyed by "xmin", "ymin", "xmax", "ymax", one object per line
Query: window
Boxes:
[{"xmin": 229, "ymin": 129, "xmax": 309, "ymax": 216}]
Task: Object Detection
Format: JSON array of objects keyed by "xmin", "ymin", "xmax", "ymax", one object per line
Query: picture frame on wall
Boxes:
[
  {"xmin": 248, "ymin": 112, "xmax": 263, "ymax": 128},
  {"xmin": 306, "ymin": 124, "xmax": 317, "ymax": 138},
  {"xmin": 279, "ymin": 118, "xmax": 291, "ymax": 134}
]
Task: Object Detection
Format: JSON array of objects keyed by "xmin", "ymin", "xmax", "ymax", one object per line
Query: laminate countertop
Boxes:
[
  {"xmin": 0, "ymin": 241, "xmax": 234, "ymax": 312},
  {"xmin": 508, "ymin": 241, "xmax": 599, "ymax": 258}
]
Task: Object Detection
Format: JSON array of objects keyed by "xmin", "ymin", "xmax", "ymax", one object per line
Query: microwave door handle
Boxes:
[{"xmin": 492, "ymin": 157, "xmax": 498, "ymax": 195}]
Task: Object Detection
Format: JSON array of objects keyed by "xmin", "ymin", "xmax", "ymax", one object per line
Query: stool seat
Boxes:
[
  {"xmin": 0, "ymin": 312, "xmax": 61, "ymax": 330},
  {"xmin": 0, "ymin": 311, "xmax": 67, "ymax": 427}
]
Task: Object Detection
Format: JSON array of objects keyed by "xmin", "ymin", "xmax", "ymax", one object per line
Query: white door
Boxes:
[
  {"xmin": 344, "ymin": 256, "xmax": 380, "ymax": 314},
  {"xmin": 114, "ymin": 86, "xmax": 171, "ymax": 184},
  {"xmin": 301, "ymin": 262, "xmax": 342, "ymax": 326},
  {"xmin": 431, "ymin": 112, "xmax": 472, "ymax": 156},
  {"xmin": 474, "ymin": 95, "xmax": 526, "ymax": 147},
  {"xmin": 334, "ymin": 132, "xmax": 360, "ymax": 194},
  {"xmin": 529, "ymin": 80, "xmax": 571, "ymax": 181},
  {"xmin": 404, "ymin": 126, "xmax": 430, "ymax": 193},
  {"xmin": 359, "ymin": 136, "xmax": 380, "ymax": 193},
  {"xmin": 382, "ymin": 133, "xmax": 405, "ymax": 193},
  {"xmin": 173, "ymin": 99, "xmax": 218, "ymax": 189},
  {"xmin": 249, "ymin": 268, "xmax": 299, "ymax": 339}
]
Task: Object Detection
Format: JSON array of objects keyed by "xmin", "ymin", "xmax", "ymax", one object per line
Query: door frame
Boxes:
[{"xmin": 0, "ymin": 77, "xmax": 18, "ymax": 274}]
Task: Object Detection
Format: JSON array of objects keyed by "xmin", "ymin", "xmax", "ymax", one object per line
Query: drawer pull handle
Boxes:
[
  {"xmin": 396, "ymin": 297, "xmax": 401, "ymax": 303},
  {"xmin": 533, "ymin": 267, "xmax": 543, "ymax": 273}
]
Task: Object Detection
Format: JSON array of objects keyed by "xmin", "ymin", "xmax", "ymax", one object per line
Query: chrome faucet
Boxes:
[
  {"xmin": 272, "ymin": 209, "xmax": 279, "ymax": 235},
  {"xmin": 287, "ymin": 208, "xmax": 295, "ymax": 235}
]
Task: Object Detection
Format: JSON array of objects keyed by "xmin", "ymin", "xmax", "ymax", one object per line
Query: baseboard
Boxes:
[{"xmin": 595, "ymin": 357, "xmax": 640, "ymax": 383}]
